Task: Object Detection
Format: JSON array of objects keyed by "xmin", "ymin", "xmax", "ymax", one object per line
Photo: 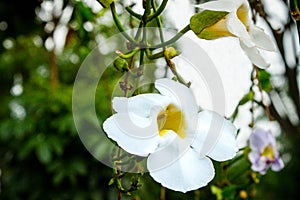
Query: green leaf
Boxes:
[
  {"xmin": 97, "ymin": 0, "xmax": 114, "ymax": 8},
  {"xmin": 108, "ymin": 178, "xmax": 115, "ymax": 186},
  {"xmin": 239, "ymin": 90, "xmax": 254, "ymax": 106},
  {"xmin": 36, "ymin": 142, "xmax": 52, "ymax": 164},
  {"xmin": 258, "ymin": 69, "xmax": 272, "ymax": 92},
  {"xmin": 53, "ymin": 172, "xmax": 65, "ymax": 185},
  {"xmin": 222, "ymin": 185, "xmax": 238, "ymax": 200},
  {"xmin": 226, "ymin": 156, "xmax": 251, "ymax": 184},
  {"xmin": 71, "ymin": 160, "xmax": 87, "ymax": 175},
  {"xmin": 190, "ymin": 10, "xmax": 229, "ymax": 39},
  {"xmin": 18, "ymin": 136, "xmax": 39, "ymax": 160}
]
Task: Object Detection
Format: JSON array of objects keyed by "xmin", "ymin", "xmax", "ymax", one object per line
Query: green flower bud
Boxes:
[
  {"xmin": 97, "ymin": 0, "xmax": 114, "ymax": 8},
  {"xmin": 190, "ymin": 10, "xmax": 231, "ymax": 40},
  {"xmin": 164, "ymin": 47, "xmax": 181, "ymax": 60},
  {"xmin": 113, "ymin": 57, "xmax": 129, "ymax": 72}
]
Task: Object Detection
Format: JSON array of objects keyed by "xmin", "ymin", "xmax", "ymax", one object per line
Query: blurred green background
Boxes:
[{"xmin": 0, "ymin": 0, "xmax": 299, "ymax": 199}]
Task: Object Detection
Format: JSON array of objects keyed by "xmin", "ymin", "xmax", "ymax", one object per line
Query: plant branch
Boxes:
[
  {"xmin": 165, "ymin": 57, "xmax": 191, "ymax": 87},
  {"xmin": 149, "ymin": 24, "xmax": 191, "ymax": 50},
  {"xmin": 151, "ymin": 0, "xmax": 165, "ymax": 43},
  {"xmin": 125, "ymin": 6, "xmax": 142, "ymax": 19},
  {"xmin": 148, "ymin": 0, "xmax": 168, "ymax": 22},
  {"xmin": 116, "ymin": 47, "xmax": 140, "ymax": 59},
  {"xmin": 145, "ymin": 49, "xmax": 164, "ymax": 59},
  {"xmin": 160, "ymin": 186, "xmax": 166, "ymax": 200},
  {"xmin": 110, "ymin": 2, "xmax": 137, "ymax": 44}
]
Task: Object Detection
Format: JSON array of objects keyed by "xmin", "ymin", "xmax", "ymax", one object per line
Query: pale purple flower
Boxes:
[{"xmin": 248, "ymin": 128, "xmax": 284, "ymax": 175}]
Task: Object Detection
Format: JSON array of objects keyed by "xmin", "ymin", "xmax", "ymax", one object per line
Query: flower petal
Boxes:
[
  {"xmin": 155, "ymin": 78, "xmax": 199, "ymax": 129},
  {"xmin": 227, "ymin": 12, "xmax": 254, "ymax": 47},
  {"xmin": 239, "ymin": 40, "xmax": 271, "ymax": 68},
  {"xmin": 249, "ymin": 25, "xmax": 277, "ymax": 51},
  {"xmin": 112, "ymin": 93, "xmax": 171, "ymax": 118},
  {"xmin": 103, "ymin": 115, "xmax": 176, "ymax": 156},
  {"xmin": 271, "ymin": 157, "xmax": 284, "ymax": 172},
  {"xmin": 196, "ymin": 0, "xmax": 238, "ymax": 12},
  {"xmin": 248, "ymin": 151, "xmax": 260, "ymax": 164},
  {"xmin": 191, "ymin": 111, "xmax": 238, "ymax": 161},
  {"xmin": 250, "ymin": 157, "xmax": 268, "ymax": 175},
  {"xmin": 249, "ymin": 128, "xmax": 273, "ymax": 152},
  {"xmin": 148, "ymin": 148, "xmax": 214, "ymax": 193}
]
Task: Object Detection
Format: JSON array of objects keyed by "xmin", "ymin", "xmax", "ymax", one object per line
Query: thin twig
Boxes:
[
  {"xmin": 149, "ymin": 25, "xmax": 191, "ymax": 50},
  {"xmin": 160, "ymin": 186, "xmax": 166, "ymax": 200}
]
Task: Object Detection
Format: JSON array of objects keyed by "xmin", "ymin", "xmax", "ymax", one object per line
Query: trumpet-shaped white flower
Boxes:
[
  {"xmin": 195, "ymin": 0, "xmax": 277, "ymax": 69},
  {"xmin": 103, "ymin": 78, "xmax": 238, "ymax": 192}
]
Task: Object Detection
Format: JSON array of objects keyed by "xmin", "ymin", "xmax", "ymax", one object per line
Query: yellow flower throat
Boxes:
[
  {"xmin": 261, "ymin": 144, "xmax": 275, "ymax": 161},
  {"xmin": 201, "ymin": 4, "xmax": 250, "ymax": 39},
  {"xmin": 157, "ymin": 104, "xmax": 186, "ymax": 138}
]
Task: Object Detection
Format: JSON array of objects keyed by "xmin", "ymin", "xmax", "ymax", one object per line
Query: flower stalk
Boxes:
[{"xmin": 110, "ymin": 2, "xmax": 137, "ymax": 44}]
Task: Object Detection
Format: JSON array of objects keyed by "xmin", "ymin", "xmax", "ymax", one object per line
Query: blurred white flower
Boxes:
[{"xmin": 195, "ymin": 0, "xmax": 277, "ymax": 68}]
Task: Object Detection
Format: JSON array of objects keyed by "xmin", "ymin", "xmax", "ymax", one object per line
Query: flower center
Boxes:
[
  {"xmin": 201, "ymin": 18, "xmax": 234, "ymax": 39},
  {"xmin": 237, "ymin": 4, "xmax": 250, "ymax": 31},
  {"xmin": 157, "ymin": 104, "xmax": 186, "ymax": 139},
  {"xmin": 261, "ymin": 144, "xmax": 275, "ymax": 161}
]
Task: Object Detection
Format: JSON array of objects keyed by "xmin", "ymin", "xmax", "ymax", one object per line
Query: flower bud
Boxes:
[
  {"xmin": 113, "ymin": 57, "xmax": 129, "ymax": 72},
  {"xmin": 164, "ymin": 47, "xmax": 181, "ymax": 60},
  {"xmin": 190, "ymin": 10, "xmax": 231, "ymax": 40}
]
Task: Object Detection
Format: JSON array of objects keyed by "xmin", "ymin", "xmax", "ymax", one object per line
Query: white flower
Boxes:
[
  {"xmin": 103, "ymin": 78, "xmax": 238, "ymax": 192},
  {"xmin": 196, "ymin": 0, "xmax": 277, "ymax": 69}
]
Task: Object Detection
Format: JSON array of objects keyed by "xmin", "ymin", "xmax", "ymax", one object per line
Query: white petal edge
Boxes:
[
  {"xmin": 112, "ymin": 93, "xmax": 171, "ymax": 118},
  {"xmin": 148, "ymin": 148, "xmax": 215, "ymax": 193},
  {"xmin": 191, "ymin": 111, "xmax": 238, "ymax": 162},
  {"xmin": 239, "ymin": 40, "xmax": 271, "ymax": 69},
  {"xmin": 227, "ymin": 12, "xmax": 254, "ymax": 47},
  {"xmin": 250, "ymin": 25, "xmax": 277, "ymax": 51},
  {"xmin": 195, "ymin": 0, "xmax": 237, "ymax": 12},
  {"xmin": 103, "ymin": 115, "xmax": 175, "ymax": 156}
]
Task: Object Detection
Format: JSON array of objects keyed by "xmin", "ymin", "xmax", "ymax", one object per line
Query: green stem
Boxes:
[
  {"xmin": 125, "ymin": 6, "xmax": 142, "ymax": 19},
  {"xmin": 134, "ymin": 21, "xmax": 144, "ymax": 40},
  {"xmin": 145, "ymin": 0, "xmax": 152, "ymax": 16},
  {"xmin": 110, "ymin": 2, "xmax": 137, "ymax": 44},
  {"xmin": 152, "ymin": 0, "xmax": 165, "ymax": 43},
  {"xmin": 148, "ymin": 0, "xmax": 168, "ymax": 22},
  {"xmin": 134, "ymin": 0, "xmax": 151, "ymax": 95},
  {"xmin": 145, "ymin": 49, "xmax": 164, "ymax": 59},
  {"xmin": 291, "ymin": 0, "xmax": 299, "ymax": 13},
  {"xmin": 116, "ymin": 47, "xmax": 140, "ymax": 59},
  {"xmin": 149, "ymin": 25, "xmax": 191, "ymax": 50},
  {"xmin": 165, "ymin": 58, "xmax": 191, "ymax": 87}
]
